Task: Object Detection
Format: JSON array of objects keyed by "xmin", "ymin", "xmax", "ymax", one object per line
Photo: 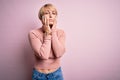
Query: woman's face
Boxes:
[{"xmin": 42, "ymin": 9, "xmax": 57, "ymax": 25}]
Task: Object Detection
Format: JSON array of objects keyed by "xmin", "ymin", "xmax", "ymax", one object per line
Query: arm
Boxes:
[
  {"xmin": 28, "ymin": 31, "xmax": 51, "ymax": 60},
  {"xmin": 51, "ymin": 30, "xmax": 66, "ymax": 58}
]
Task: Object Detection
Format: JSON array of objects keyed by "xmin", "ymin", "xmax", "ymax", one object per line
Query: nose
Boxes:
[{"xmin": 49, "ymin": 13, "xmax": 52, "ymax": 18}]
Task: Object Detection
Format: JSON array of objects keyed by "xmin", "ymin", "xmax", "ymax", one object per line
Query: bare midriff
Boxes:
[
  {"xmin": 35, "ymin": 67, "xmax": 58, "ymax": 74},
  {"xmin": 34, "ymin": 58, "xmax": 60, "ymax": 74}
]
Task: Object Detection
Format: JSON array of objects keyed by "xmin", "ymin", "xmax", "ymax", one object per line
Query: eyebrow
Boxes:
[{"xmin": 45, "ymin": 10, "xmax": 56, "ymax": 13}]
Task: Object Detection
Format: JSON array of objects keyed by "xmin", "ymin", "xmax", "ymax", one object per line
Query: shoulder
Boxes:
[
  {"xmin": 28, "ymin": 28, "xmax": 43, "ymax": 38},
  {"xmin": 56, "ymin": 28, "xmax": 66, "ymax": 37},
  {"xmin": 56, "ymin": 28, "xmax": 65, "ymax": 34},
  {"xmin": 29, "ymin": 27, "xmax": 43, "ymax": 34},
  {"xmin": 29, "ymin": 28, "xmax": 42, "ymax": 34}
]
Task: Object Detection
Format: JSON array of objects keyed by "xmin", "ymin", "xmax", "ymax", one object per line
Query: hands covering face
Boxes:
[{"xmin": 42, "ymin": 15, "xmax": 57, "ymax": 34}]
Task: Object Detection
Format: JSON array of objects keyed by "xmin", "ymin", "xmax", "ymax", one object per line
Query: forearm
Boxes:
[
  {"xmin": 28, "ymin": 31, "xmax": 52, "ymax": 60},
  {"xmin": 38, "ymin": 35, "xmax": 51, "ymax": 59},
  {"xmin": 51, "ymin": 30, "xmax": 65, "ymax": 58}
]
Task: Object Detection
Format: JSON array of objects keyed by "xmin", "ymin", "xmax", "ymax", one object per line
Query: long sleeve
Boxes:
[
  {"xmin": 51, "ymin": 29, "xmax": 66, "ymax": 58},
  {"xmin": 28, "ymin": 30, "xmax": 51, "ymax": 60}
]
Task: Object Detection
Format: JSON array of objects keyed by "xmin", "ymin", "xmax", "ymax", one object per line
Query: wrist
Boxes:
[
  {"xmin": 43, "ymin": 33, "xmax": 52, "ymax": 40},
  {"xmin": 45, "ymin": 32, "xmax": 52, "ymax": 35}
]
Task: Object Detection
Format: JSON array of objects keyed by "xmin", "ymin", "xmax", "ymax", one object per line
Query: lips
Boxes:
[{"xmin": 49, "ymin": 19, "xmax": 53, "ymax": 22}]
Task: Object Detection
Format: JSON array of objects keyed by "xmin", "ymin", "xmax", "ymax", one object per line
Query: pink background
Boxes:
[{"xmin": 0, "ymin": 0, "xmax": 120, "ymax": 80}]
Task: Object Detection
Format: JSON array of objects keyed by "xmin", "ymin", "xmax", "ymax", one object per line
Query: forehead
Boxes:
[{"xmin": 43, "ymin": 7, "xmax": 56, "ymax": 12}]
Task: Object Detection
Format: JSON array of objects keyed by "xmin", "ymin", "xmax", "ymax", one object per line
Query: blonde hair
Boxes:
[{"xmin": 38, "ymin": 3, "xmax": 58, "ymax": 20}]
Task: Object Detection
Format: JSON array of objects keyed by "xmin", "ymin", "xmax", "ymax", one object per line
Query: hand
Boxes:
[{"xmin": 42, "ymin": 16, "xmax": 51, "ymax": 35}]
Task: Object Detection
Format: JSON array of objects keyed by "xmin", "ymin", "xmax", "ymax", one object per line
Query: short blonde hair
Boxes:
[{"xmin": 38, "ymin": 3, "xmax": 58, "ymax": 20}]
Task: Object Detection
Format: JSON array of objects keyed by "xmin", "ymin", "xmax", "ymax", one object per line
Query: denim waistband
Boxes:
[
  {"xmin": 33, "ymin": 67, "xmax": 61, "ymax": 76},
  {"xmin": 32, "ymin": 67, "xmax": 64, "ymax": 80}
]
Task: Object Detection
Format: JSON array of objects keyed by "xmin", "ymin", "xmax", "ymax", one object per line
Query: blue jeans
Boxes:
[{"xmin": 32, "ymin": 67, "xmax": 64, "ymax": 80}]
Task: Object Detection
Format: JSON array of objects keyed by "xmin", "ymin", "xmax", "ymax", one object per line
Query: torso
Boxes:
[{"xmin": 32, "ymin": 27, "xmax": 62, "ymax": 73}]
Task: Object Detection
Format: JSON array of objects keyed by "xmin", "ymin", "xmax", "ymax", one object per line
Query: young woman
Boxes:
[{"xmin": 28, "ymin": 3, "xmax": 66, "ymax": 80}]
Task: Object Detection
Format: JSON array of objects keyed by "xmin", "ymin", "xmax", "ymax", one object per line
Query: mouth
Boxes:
[
  {"xmin": 49, "ymin": 19, "xmax": 53, "ymax": 22},
  {"xmin": 49, "ymin": 24, "xmax": 53, "ymax": 28}
]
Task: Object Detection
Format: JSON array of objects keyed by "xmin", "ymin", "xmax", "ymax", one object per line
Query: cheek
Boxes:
[
  {"xmin": 44, "ymin": 15, "xmax": 49, "ymax": 19},
  {"xmin": 53, "ymin": 16, "xmax": 57, "ymax": 19}
]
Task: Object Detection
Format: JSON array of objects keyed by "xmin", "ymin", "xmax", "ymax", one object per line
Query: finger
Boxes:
[
  {"xmin": 46, "ymin": 17, "xmax": 49, "ymax": 28},
  {"xmin": 42, "ymin": 16, "xmax": 45, "ymax": 24},
  {"xmin": 44, "ymin": 16, "xmax": 46, "ymax": 24}
]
